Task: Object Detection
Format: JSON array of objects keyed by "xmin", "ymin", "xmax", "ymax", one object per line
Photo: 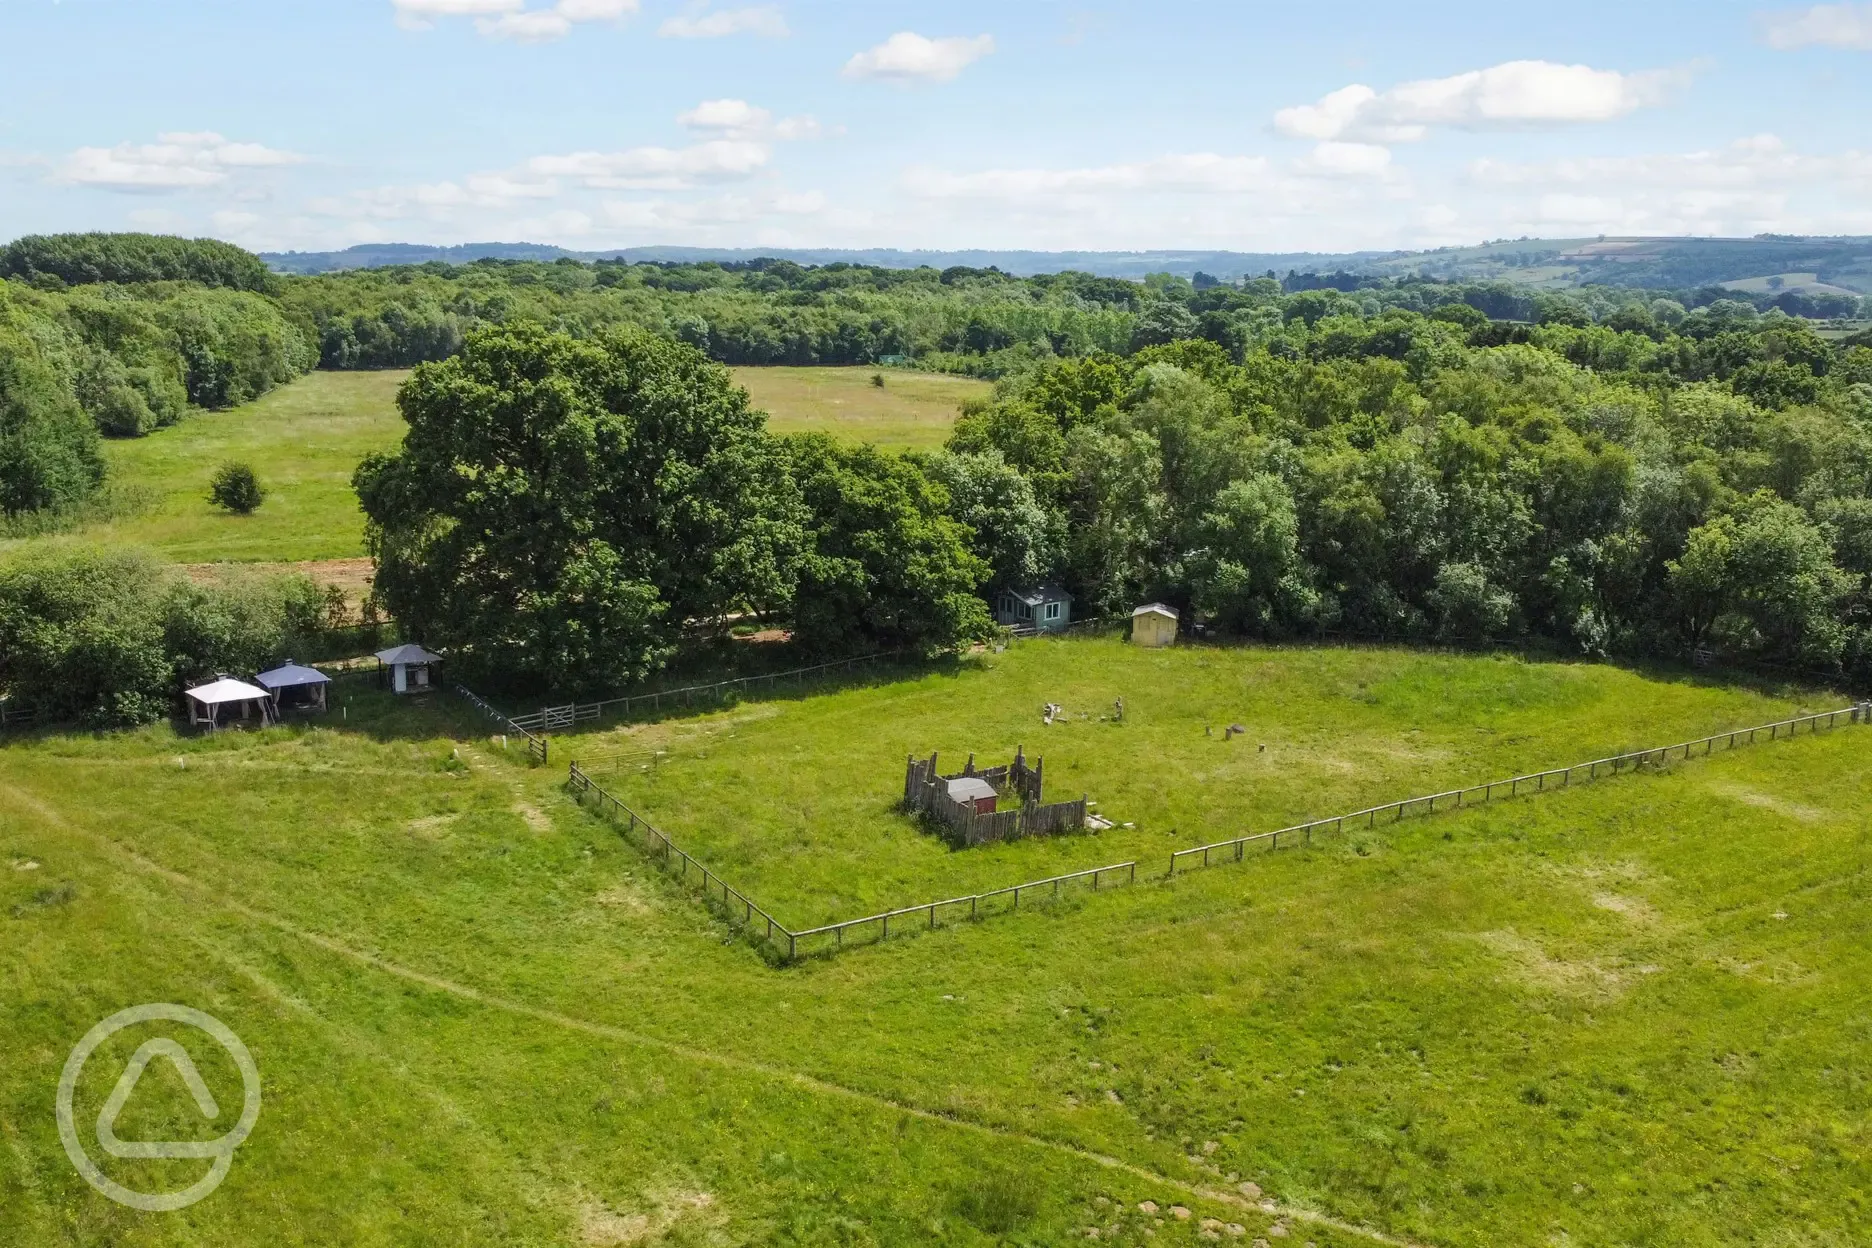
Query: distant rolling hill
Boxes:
[
  {"xmin": 261, "ymin": 236, "xmax": 1872, "ymax": 294},
  {"xmin": 260, "ymin": 242, "xmax": 1403, "ymax": 280}
]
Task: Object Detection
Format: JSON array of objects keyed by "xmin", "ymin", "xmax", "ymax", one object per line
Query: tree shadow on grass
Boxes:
[{"xmin": 529, "ymin": 651, "xmax": 975, "ymax": 749}]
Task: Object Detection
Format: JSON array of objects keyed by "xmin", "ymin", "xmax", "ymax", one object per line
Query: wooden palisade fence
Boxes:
[
  {"xmin": 570, "ymin": 702, "xmax": 1872, "ymax": 965},
  {"xmin": 902, "ymin": 748, "xmax": 1088, "ymax": 847}
]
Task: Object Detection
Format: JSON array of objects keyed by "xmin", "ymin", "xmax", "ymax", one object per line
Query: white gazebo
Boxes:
[
  {"xmin": 375, "ymin": 644, "xmax": 442, "ymax": 695},
  {"xmin": 185, "ymin": 677, "xmax": 276, "ymax": 731},
  {"xmin": 255, "ymin": 660, "xmax": 332, "ymax": 714}
]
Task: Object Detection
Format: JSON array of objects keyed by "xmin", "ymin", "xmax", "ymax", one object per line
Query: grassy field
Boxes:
[
  {"xmin": 5, "ymin": 640, "xmax": 1871, "ymax": 1246},
  {"xmin": 731, "ymin": 367, "xmax": 988, "ymax": 450},
  {"xmin": 0, "ymin": 371, "xmax": 410, "ymax": 566},
  {"xmin": 559, "ymin": 640, "xmax": 1822, "ymax": 926},
  {"xmin": 0, "ymin": 365, "xmax": 978, "ymax": 573}
]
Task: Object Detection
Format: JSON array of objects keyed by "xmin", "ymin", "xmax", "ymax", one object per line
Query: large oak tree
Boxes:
[{"xmin": 355, "ymin": 323, "xmax": 805, "ymax": 688}]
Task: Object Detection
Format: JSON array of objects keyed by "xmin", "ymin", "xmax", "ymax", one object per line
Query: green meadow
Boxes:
[
  {"xmin": 558, "ymin": 639, "xmax": 1822, "ymax": 926},
  {"xmin": 0, "ymin": 365, "xmax": 979, "ymax": 574},
  {"xmin": 730, "ymin": 366, "xmax": 988, "ymax": 450},
  {"xmin": 5, "ymin": 640, "xmax": 1871, "ymax": 1246},
  {"xmin": 0, "ymin": 370, "xmax": 410, "ymax": 567}
]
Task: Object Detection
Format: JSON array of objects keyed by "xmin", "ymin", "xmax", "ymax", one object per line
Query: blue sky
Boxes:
[{"xmin": 2, "ymin": 0, "xmax": 1869, "ymax": 253}]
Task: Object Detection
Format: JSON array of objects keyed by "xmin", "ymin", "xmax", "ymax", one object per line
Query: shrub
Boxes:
[
  {"xmin": 0, "ymin": 333, "xmax": 105, "ymax": 516},
  {"xmin": 209, "ymin": 462, "xmax": 265, "ymax": 514},
  {"xmin": 0, "ymin": 547, "xmax": 173, "ymax": 726},
  {"xmin": 0, "ymin": 547, "xmax": 325, "ymax": 727}
]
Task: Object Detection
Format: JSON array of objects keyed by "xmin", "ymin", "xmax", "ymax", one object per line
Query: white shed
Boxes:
[
  {"xmin": 185, "ymin": 677, "xmax": 275, "ymax": 731},
  {"xmin": 1130, "ymin": 602, "xmax": 1179, "ymax": 648},
  {"xmin": 255, "ymin": 660, "xmax": 332, "ymax": 713},
  {"xmin": 375, "ymin": 644, "xmax": 442, "ymax": 694}
]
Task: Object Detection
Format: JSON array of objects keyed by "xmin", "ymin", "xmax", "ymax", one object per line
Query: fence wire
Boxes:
[
  {"xmin": 1170, "ymin": 701, "xmax": 1872, "ymax": 875},
  {"xmin": 568, "ymin": 701, "xmax": 1871, "ymax": 965}
]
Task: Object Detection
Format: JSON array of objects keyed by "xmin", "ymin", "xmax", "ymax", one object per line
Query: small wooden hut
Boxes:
[
  {"xmin": 1130, "ymin": 602, "xmax": 1179, "ymax": 648},
  {"xmin": 994, "ymin": 584, "xmax": 1074, "ymax": 634},
  {"xmin": 375, "ymin": 644, "xmax": 441, "ymax": 694},
  {"xmin": 944, "ymin": 775, "xmax": 999, "ymax": 814}
]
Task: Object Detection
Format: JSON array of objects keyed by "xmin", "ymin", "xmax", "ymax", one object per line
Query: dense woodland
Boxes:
[{"xmin": 6, "ymin": 233, "xmax": 1872, "ymax": 720}]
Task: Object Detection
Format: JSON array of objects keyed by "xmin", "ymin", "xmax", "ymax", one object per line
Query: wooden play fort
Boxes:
[{"xmin": 902, "ymin": 747, "xmax": 1089, "ymax": 847}]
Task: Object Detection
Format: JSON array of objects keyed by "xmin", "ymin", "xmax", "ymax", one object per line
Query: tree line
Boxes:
[
  {"xmin": 5, "ymin": 231, "xmax": 1870, "ymax": 525},
  {"xmin": 0, "ymin": 244, "xmax": 315, "ymax": 516},
  {"xmin": 8, "ymin": 232, "xmax": 1872, "ymax": 711},
  {"xmin": 357, "ymin": 304, "xmax": 1872, "ymax": 692}
]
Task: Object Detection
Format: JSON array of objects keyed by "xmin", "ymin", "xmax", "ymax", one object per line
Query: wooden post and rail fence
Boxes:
[
  {"xmin": 1168, "ymin": 700, "xmax": 1872, "ymax": 875},
  {"xmin": 453, "ymin": 684, "xmax": 550, "ymax": 765},
  {"xmin": 568, "ymin": 758, "xmax": 1137, "ymax": 961},
  {"xmin": 569, "ymin": 701, "xmax": 1872, "ymax": 965}
]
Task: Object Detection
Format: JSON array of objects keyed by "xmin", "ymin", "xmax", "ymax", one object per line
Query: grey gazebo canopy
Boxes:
[
  {"xmin": 375, "ymin": 644, "xmax": 442, "ymax": 694},
  {"xmin": 256, "ymin": 661, "xmax": 331, "ymax": 712}
]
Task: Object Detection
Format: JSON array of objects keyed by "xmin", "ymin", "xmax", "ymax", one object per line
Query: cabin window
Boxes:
[{"xmin": 1044, "ymin": 602, "xmax": 1062, "ymax": 621}]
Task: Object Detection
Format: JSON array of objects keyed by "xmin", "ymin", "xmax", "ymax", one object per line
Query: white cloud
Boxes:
[
  {"xmin": 392, "ymin": 0, "xmax": 521, "ymax": 30},
  {"xmin": 55, "ymin": 132, "xmax": 304, "ymax": 193},
  {"xmin": 392, "ymin": 0, "xmax": 637, "ymax": 41},
  {"xmin": 842, "ymin": 32, "xmax": 993, "ymax": 83},
  {"xmin": 903, "ymin": 153, "xmax": 1276, "ymax": 199},
  {"xmin": 557, "ymin": 0, "xmax": 636, "ymax": 18},
  {"xmin": 1451, "ymin": 134, "xmax": 1872, "ymax": 240},
  {"xmin": 677, "ymin": 98, "xmax": 820, "ymax": 141},
  {"xmin": 1298, "ymin": 141, "xmax": 1394, "ymax": 177},
  {"xmin": 658, "ymin": 5, "xmax": 788, "ymax": 38},
  {"xmin": 679, "ymin": 98, "xmax": 768, "ymax": 132},
  {"xmin": 1275, "ymin": 60, "xmax": 1684, "ymax": 143},
  {"xmin": 1760, "ymin": 3, "xmax": 1872, "ymax": 49},
  {"xmin": 602, "ymin": 188, "xmax": 822, "ymax": 230},
  {"xmin": 1469, "ymin": 133, "xmax": 1872, "ymax": 190},
  {"xmin": 527, "ymin": 139, "xmax": 769, "ymax": 190}
]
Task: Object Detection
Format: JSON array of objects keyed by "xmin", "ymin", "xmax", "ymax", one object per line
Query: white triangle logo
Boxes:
[{"xmin": 95, "ymin": 1039, "xmax": 225, "ymax": 1160}]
